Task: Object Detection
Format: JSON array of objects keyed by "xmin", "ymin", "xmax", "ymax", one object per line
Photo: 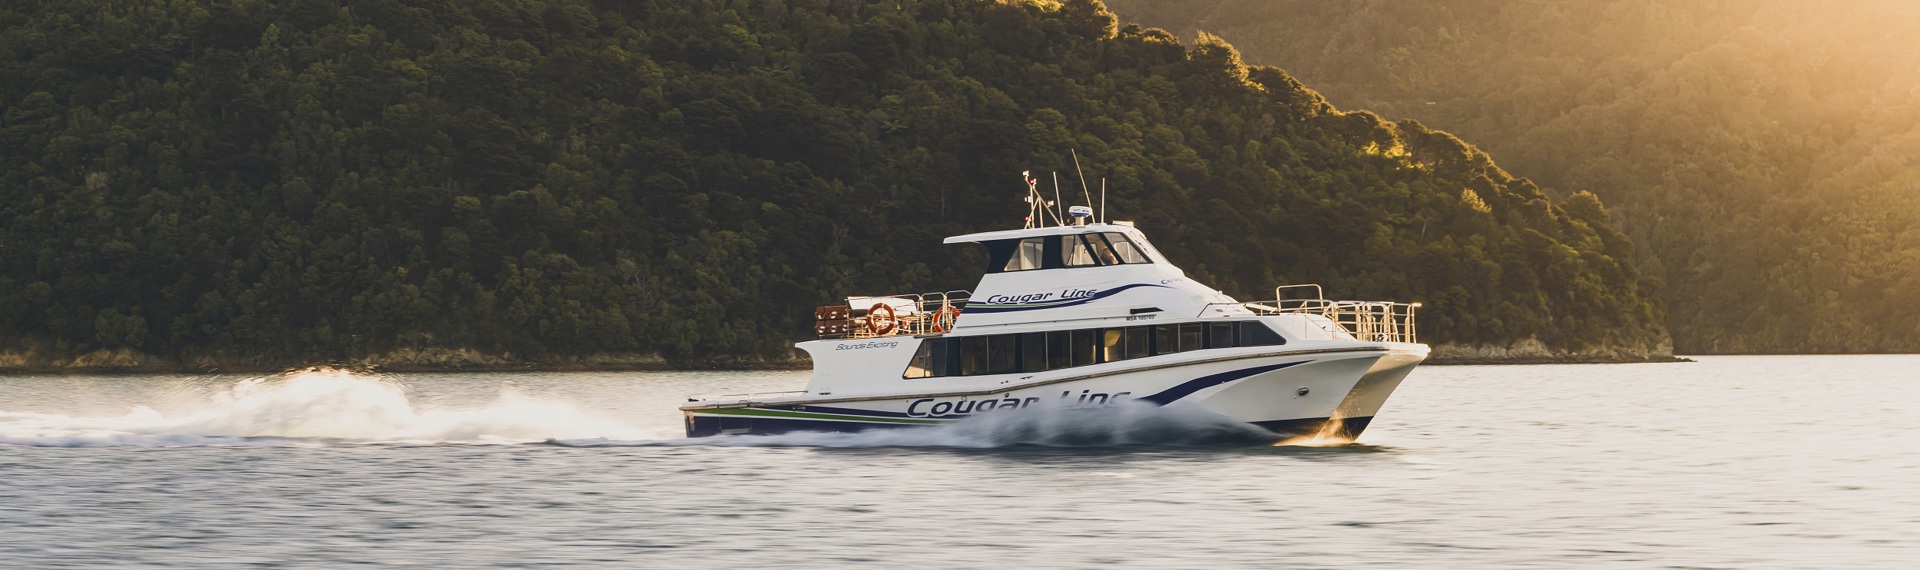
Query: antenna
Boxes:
[
  {"xmin": 1022, "ymin": 171, "xmax": 1037, "ymax": 229},
  {"xmin": 1031, "ymin": 172, "xmax": 1061, "ymax": 227},
  {"xmin": 1053, "ymin": 172, "xmax": 1064, "ymax": 227},
  {"xmin": 1051, "ymin": 171, "xmax": 1066, "ymax": 226},
  {"xmin": 1100, "ymin": 177, "xmax": 1107, "ymax": 223},
  {"xmin": 1071, "ymin": 149, "xmax": 1094, "ymax": 212}
]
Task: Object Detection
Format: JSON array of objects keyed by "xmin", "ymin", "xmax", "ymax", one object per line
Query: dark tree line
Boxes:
[
  {"xmin": 1110, "ymin": 0, "xmax": 1920, "ymax": 353},
  {"xmin": 0, "ymin": 0, "xmax": 1666, "ymax": 366}
]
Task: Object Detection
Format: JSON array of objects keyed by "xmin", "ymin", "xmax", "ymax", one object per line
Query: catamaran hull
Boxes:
[{"xmin": 682, "ymin": 346, "xmax": 1426, "ymax": 440}]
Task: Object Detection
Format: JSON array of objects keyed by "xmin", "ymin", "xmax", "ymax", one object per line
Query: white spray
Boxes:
[{"xmin": 0, "ymin": 368, "xmax": 656, "ymax": 447}]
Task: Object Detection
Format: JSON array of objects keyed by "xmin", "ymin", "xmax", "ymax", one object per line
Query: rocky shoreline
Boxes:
[{"xmin": 1425, "ymin": 338, "xmax": 1688, "ymax": 365}]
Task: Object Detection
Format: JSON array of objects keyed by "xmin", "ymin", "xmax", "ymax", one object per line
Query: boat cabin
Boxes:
[{"xmin": 794, "ymin": 219, "xmax": 1418, "ymax": 397}]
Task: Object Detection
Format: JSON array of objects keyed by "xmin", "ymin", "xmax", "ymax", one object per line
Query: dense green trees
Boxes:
[
  {"xmin": 1108, "ymin": 0, "xmax": 1920, "ymax": 353},
  {"xmin": 0, "ymin": 0, "xmax": 1664, "ymax": 367}
]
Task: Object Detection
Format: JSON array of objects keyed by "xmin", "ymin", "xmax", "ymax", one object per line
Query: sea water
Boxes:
[{"xmin": 1, "ymin": 356, "xmax": 1916, "ymax": 567}]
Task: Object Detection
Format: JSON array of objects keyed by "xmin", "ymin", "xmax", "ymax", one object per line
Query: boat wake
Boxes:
[
  {"xmin": 557, "ymin": 402, "xmax": 1286, "ymax": 449},
  {"xmin": 3, "ymin": 368, "xmax": 1326, "ymax": 449},
  {"xmin": 0, "ymin": 368, "xmax": 657, "ymax": 447}
]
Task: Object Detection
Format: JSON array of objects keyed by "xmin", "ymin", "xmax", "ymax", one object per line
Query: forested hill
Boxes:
[
  {"xmin": 1106, "ymin": 0, "xmax": 1920, "ymax": 354},
  {"xmin": 0, "ymin": 0, "xmax": 1666, "ymax": 370}
]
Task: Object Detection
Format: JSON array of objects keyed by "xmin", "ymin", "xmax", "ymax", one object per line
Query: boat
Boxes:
[{"xmin": 681, "ymin": 181, "xmax": 1428, "ymax": 441}]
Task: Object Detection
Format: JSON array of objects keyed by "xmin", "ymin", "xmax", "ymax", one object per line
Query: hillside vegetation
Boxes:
[
  {"xmin": 1108, "ymin": 0, "xmax": 1920, "ymax": 353},
  {"xmin": 0, "ymin": 0, "xmax": 1665, "ymax": 369}
]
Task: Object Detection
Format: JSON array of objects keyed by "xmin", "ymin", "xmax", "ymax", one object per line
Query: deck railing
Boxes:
[
  {"xmin": 820, "ymin": 284, "xmax": 1418, "ymax": 343},
  {"xmin": 1236, "ymin": 284, "xmax": 1422, "ymax": 344},
  {"xmin": 817, "ymin": 290, "xmax": 971, "ymax": 339}
]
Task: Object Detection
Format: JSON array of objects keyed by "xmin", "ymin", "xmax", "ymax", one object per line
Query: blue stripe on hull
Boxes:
[
  {"xmin": 964, "ymin": 283, "xmax": 1174, "ymax": 313},
  {"xmin": 686, "ymin": 414, "xmax": 910, "ymax": 438},
  {"xmin": 686, "ymin": 413, "xmax": 1376, "ymax": 440},
  {"xmin": 1136, "ymin": 361, "xmax": 1309, "ymax": 405}
]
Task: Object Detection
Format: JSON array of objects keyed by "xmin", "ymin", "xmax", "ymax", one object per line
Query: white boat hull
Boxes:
[{"xmin": 682, "ymin": 344, "xmax": 1427, "ymax": 440}]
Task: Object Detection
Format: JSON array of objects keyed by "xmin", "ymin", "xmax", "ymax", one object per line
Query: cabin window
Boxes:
[
  {"xmin": 1061, "ymin": 235, "xmax": 1099, "ymax": 267},
  {"xmin": 1046, "ymin": 331, "xmax": 1070, "ymax": 370},
  {"xmin": 1022, "ymin": 331, "xmax": 1071, "ymax": 373},
  {"xmin": 959, "ymin": 335, "xmax": 1019, "ymax": 376},
  {"xmin": 960, "ymin": 335, "xmax": 990, "ymax": 375},
  {"xmin": 1181, "ymin": 323, "xmax": 1204, "ymax": 352},
  {"xmin": 1129, "ymin": 234, "xmax": 1170, "ymax": 264},
  {"xmin": 983, "ymin": 232, "xmax": 1163, "ymax": 274},
  {"xmin": 1002, "ymin": 238, "xmax": 1046, "ymax": 272},
  {"xmin": 987, "ymin": 334, "xmax": 1018, "ymax": 374},
  {"xmin": 905, "ymin": 342, "xmax": 934, "ymax": 378},
  {"xmin": 1100, "ymin": 233, "xmax": 1151, "ymax": 264},
  {"xmin": 1155, "ymin": 323, "xmax": 1206, "ymax": 355},
  {"xmin": 1083, "ymin": 234, "xmax": 1121, "ymax": 266},
  {"xmin": 1102, "ymin": 326, "xmax": 1150, "ymax": 362},
  {"xmin": 1070, "ymin": 329, "xmax": 1099, "ymax": 366},
  {"xmin": 1208, "ymin": 322, "xmax": 1236, "ymax": 349},
  {"xmin": 902, "ymin": 321, "xmax": 1287, "ymax": 379},
  {"xmin": 1053, "ymin": 233, "xmax": 1151, "ymax": 268},
  {"xmin": 1154, "ymin": 324, "xmax": 1180, "ymax": 355},
  {"xmin": 1237, "ymin": 321, "xmax": 1288, "ymax": 347},
  {"xmin": 904, "ymin": 338, "xmax": 958, "ymax": 379},
  {"xmin": 1021, "ymin": 333, "xmax": 1048, "ymax": 373}
]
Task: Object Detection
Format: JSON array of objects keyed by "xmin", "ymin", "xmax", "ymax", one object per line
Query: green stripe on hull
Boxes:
[{"xmin": 688, "ymin": 407, "xmax": 945, "ymax": 425}]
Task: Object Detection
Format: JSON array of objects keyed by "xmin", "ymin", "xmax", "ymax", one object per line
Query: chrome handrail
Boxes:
[
  {"xmin": 1275, "ymin": 283, "xmax": 1324, "ymax": 303},
  {"xmin": 1209, "ymin": 284, "xmax": 1421, "ymax": 344}
]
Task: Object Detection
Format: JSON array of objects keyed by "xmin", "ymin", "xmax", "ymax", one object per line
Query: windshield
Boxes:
[
  {"xmin": 1064, "ymin": 233, "xmax": 1151, "ymax": 267},
  {"xmin": 984, "ymin": 231, "xmax": 1163, "ymax": 273}
]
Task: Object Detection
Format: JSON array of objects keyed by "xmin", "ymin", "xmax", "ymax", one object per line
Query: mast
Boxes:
[
  {"xmin": 1071, "ymin": 149, "xmax": 1094, "ymax": 213},
  {"xmin": 1100, "ymin": 177, "xmax": 1107, "ymax": 223}
]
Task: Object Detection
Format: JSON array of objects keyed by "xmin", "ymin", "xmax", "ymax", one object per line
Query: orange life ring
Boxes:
[
  {"xmin": 868, "ymin": 303, "xmax": 897, "ymax": 335},
  {"xmin": 929, "ymin": 305, "xmax": 961, "ymax": 333}
]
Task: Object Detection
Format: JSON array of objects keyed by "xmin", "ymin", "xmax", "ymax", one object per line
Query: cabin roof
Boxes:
[{"xmin": 942, "ymin": 223, "xmax": 1139, "ymax": 244}]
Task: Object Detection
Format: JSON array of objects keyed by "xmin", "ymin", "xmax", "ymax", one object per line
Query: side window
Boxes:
[
  {"xmin": 1046, "ymin": 331, "xmax": 1070, "ymax": 370},
  {"xmin": 1070, "ymin": 329, "xmax": 1099, "ymax": 366},
  {"xmin": 1155, "ymin": 323, "xmax": 1206, "ymax": 355},
  {"xmin": 1101, "ymin": 328, "xmax": 1125, "ymax": 361},
  {"xmin": 1125, "ymin": 326, "xmax": 1149, "ymax": 358},
  {"xmin": 1102, "ymin": 327, "xmax": 1150, "ymax": 362},
  {"xmin": 1208, "ymin": 322, "xmax": 1236, "ymax": 349},
  {"xmin": 905, "ymin": 341, "xmax": 934, "ymax": 378},
  {"xmin": 930, "ymin": 322, "xmax": 1284, "ymax": 378},
  {"xmin": 1180, "ymin": 323, "xmax": 1204, "ymax": 352},
  {"xmin": 1154, "ymin": 324, "xmax": 1180, "ymax": 355},
  {"xmin": 987, "ymin": 335, "xmax": 1018, "ymax": 373},
  {"xmin": 904, "ymin": 339, "xmax": 955, "ymax": 378},
  {"xmin": 1101, "ymin": 232, "xmax": 1151, "ymax": 264},
  {"xmin": 1237, "ymin": 321, "xmax": 1288, "ymax": 347},
  {"xmin": 1021, "ymin": 333, "xmax": 1048, "ymax": 373},
  {"xmin": 960, "ymin": 335, "xmax": 989, "ymax": 375},
  {"xmin": 952, "ymin": 335, "xmax": 1024, "ymax": 376},
  {"xmin": 1001, "ymin": 237, "xmax": 1046, "ymax": 272}
]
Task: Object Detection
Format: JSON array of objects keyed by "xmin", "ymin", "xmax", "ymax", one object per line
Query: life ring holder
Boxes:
[
  {"xmin": 929, "ymin": 305, "xmax": 961, "ymax": 334},
  {"xmin": 867, "ymin": 303, "xmax": 897, "ymax": 335}
]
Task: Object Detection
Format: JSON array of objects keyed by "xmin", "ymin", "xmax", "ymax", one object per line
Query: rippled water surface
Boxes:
[{"xmin": 3, "ymin": 356, "xmax": 1917, "ymax": 568}]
